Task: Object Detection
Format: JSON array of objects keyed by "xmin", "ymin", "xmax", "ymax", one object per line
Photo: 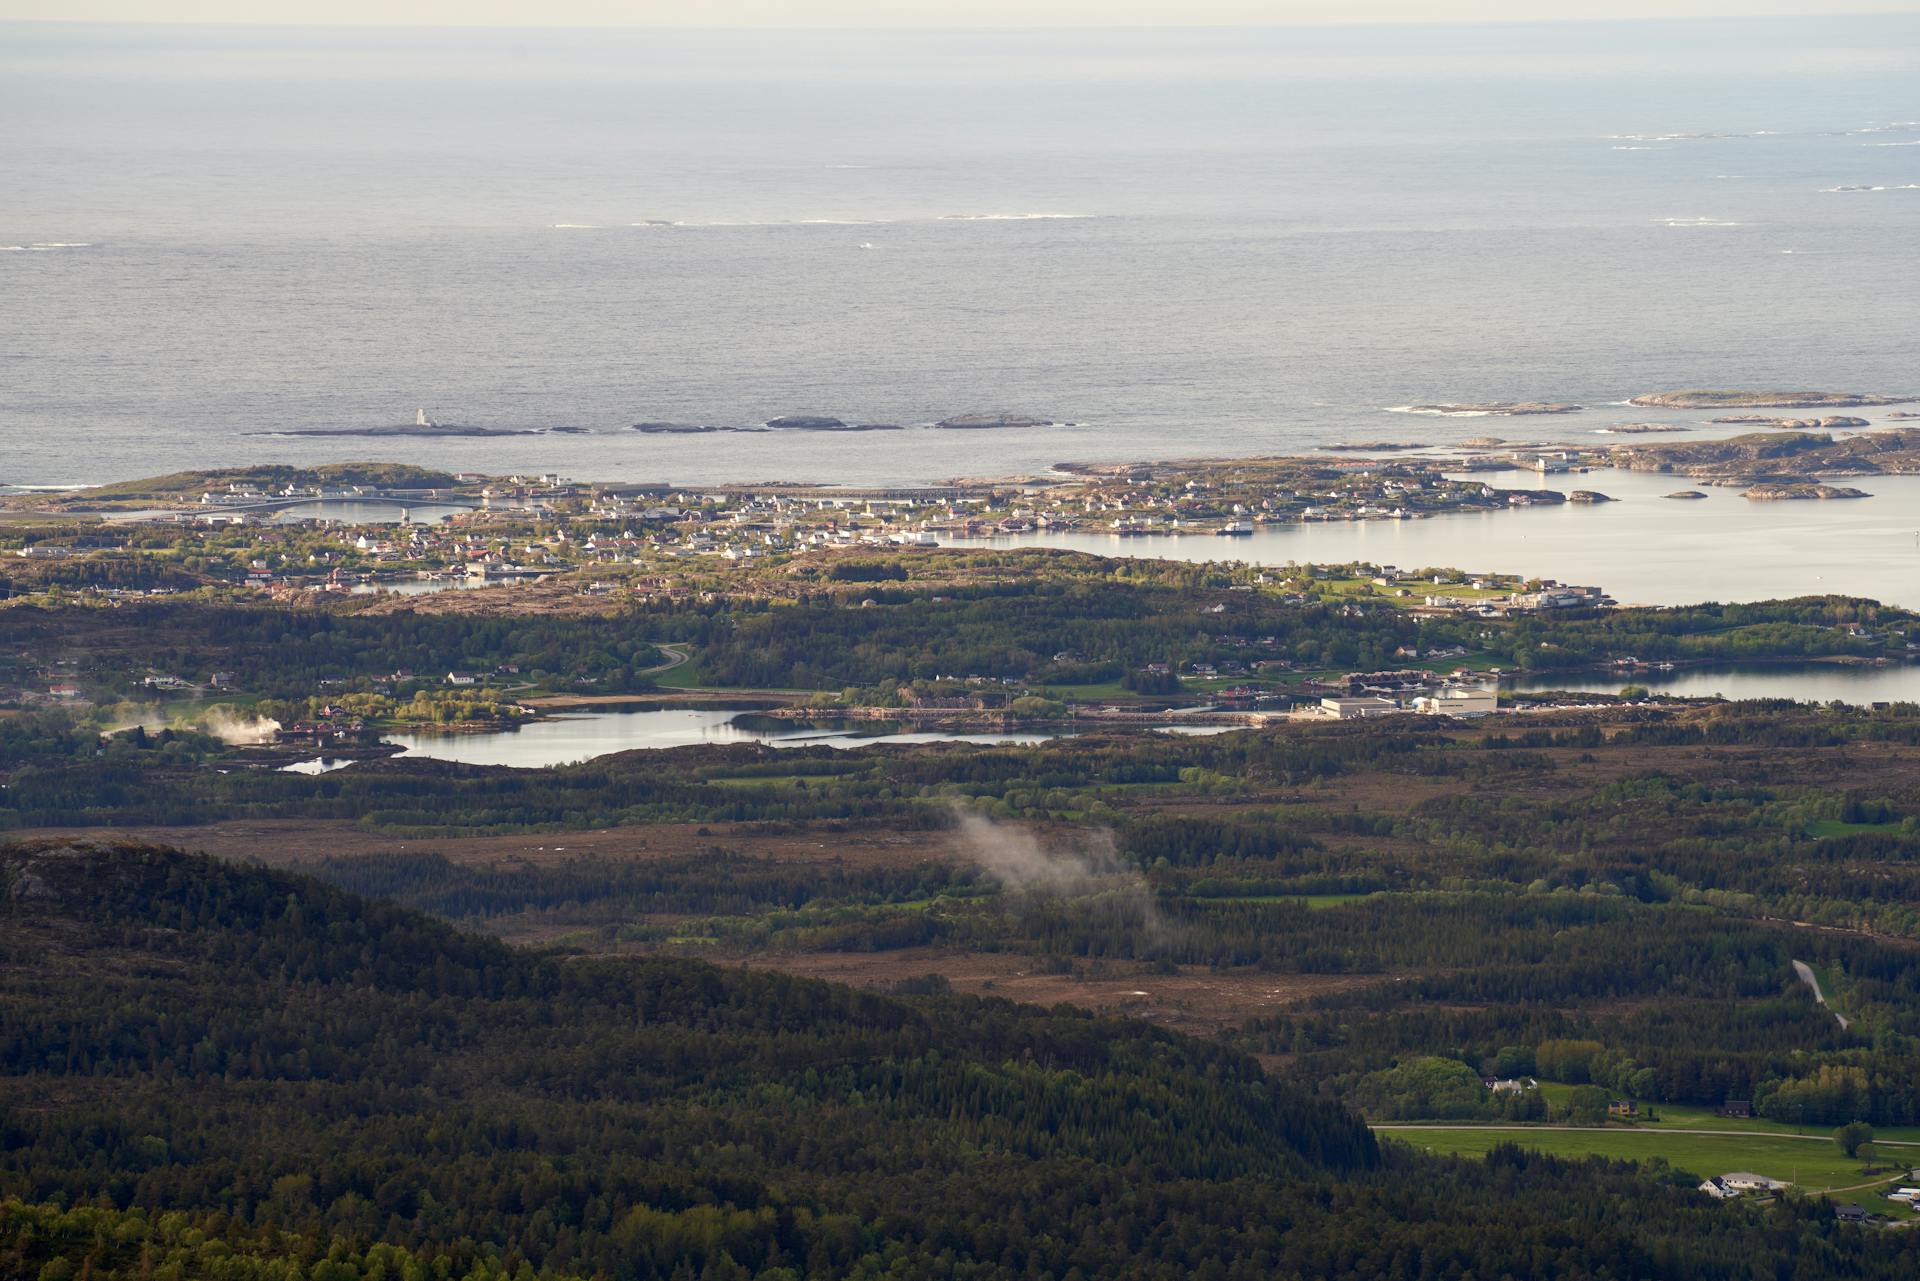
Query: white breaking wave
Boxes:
[
  {"xmin": 1822, "ymin": 184, "xmax": 1920, "ymax": 193},
  {"xmin": 627, "ymin": 213, "xmax": 1098, "ymax": 229},
  {"xmin": 1608, "ymin": 131, "xmax": 1745, "ymax": 143},
  {"xmin": 632, "ymin": 217, "xmax": 877, "ymax": 228},
  {"xmin": 1656, "ymin": 216, "xmax": 1742, "ymax": 227},
  {"xmin": 1865, "ymin": 140, "xmax": 1920, "ymax": 147},
  {"xmin": 2, "ymin": 242, "xmax": 93, "ymax": 251},
  {"xmin": 550, "ymin": 223, "xmax": 599, "ymax": 229},
  {"xmin": 1385, "ymin": 405, "xmax": 1492, "ymax": 418}
]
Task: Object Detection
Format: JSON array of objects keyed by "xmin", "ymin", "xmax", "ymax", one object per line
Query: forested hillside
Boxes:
[{"xmin": 7, "ymin": 842, "xmax": 1919, "ymax": 1280}]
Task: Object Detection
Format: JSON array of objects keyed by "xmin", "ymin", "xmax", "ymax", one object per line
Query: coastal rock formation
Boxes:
[
  {"xmin": 1320, "ymin": 441, "xmax": 1430, "ymax": 451},
  {"xmin": 632, "ymin": 422, "xmax": 725, "ymax": 434},
  {"xmin": 1742, "ymin": 482, "xmax": 1871, "ymax": 501},
  {"xmin": 1568, "ymin": 491, "xmax": 1614, "ymax": 503},
  {"xmin": 1459, "ymin": 437, "xmax": 1508, "ymax": 447},
  {"xmin": 1605, "ymin": 428, "xmax": 1920, "ymax": 478},
  {"xmin": 1665, "ymin": 490, "xmax": 1708, "ymax": 500},
  {"xmin": 1631, "ymin": 390, "xmax": 1915, "ymax": 409},
  {"xmin": 765, "ymin": 415, "xmax": 850, "ymax": 430},
  {"xmin": 935, "ymin": 413, "xmax": 1056, "ymax": 429},
  {"xmin": 1711, "ymin": 415, "xmax": 1870, "ymax": 430},
  {"xmin": 277, "ymin": 424, "xmax": 578, "ymax": 438},
  {"xmin": 1602, "ymin": 423, "xmax": 1691, "ymax": 434},
  {"xmin": 1401, "ymin": 402, "xmax": 1581, "ymax": 416}
]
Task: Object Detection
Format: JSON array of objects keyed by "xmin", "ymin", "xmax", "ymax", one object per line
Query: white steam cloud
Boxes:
[
  {"xmin": 949, "ymin": 809, "xmax": 1127, "ymax": 896},
  {"xmin": 194, "ymin": 706, "xmax": 283, "ymax": 745},
  {"xmin": 947, "ymin": 808, "xmax": 1170, "ymax": 947}
]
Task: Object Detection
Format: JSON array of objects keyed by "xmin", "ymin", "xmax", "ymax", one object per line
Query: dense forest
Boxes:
[
  {"xmin": 6, "ymin": 842, "xmax": 1920, "ymax": 1280},
  {"xmin": 6, "ymin": 587, "xmax": 1920, "ymax": 1276},
  {"xmin": 0, "ymin": 604, "xmax": 664, "ymax": 700},
  {"xmin": 3, "ymin": 582, "xmax": 1909, "ymax": 708}
]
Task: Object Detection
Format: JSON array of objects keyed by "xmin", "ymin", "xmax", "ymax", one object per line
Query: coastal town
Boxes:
[{"xmin": 0, "ymin": 452, "xmax": 1627, "ymax": 603}]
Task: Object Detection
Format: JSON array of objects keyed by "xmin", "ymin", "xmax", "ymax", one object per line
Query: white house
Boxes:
[{"xmin": 1721, "ymin": 1173, "xmax": 1789, "ymax": 1193}]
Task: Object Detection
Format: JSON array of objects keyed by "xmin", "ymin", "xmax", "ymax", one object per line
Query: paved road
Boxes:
[
  {"xmin": 642, "ymin": 643, "xmax": 690, "ymax": 676},
  {"xmin": 1793, "ymin": 959, "xmax": 1852, "ymax": 1030}
]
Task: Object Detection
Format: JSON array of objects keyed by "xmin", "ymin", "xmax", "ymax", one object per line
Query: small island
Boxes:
[
  {"xmin": 1399, "ymin": 402, "xmax": 1581, "ymax": 416},
  {"xmin": 935, "ymin": 413, "xmax": 1056, "ymax": 430},
  {"xmin": 1665, "ymin": 490, "xmax": 1709, "ymax": 500},
  {"xmin": 1600, "ymin": 423, "xmax": 1691, "ymax": 435},
  {"xmin": 1601, "ymin": 427, "xmax": 1920, "ymax": 478},
  {"xmin": 1568, "ymin": 491, "xmax": 1614, "ymax": 503},
  {"xmin": 762, "ymin": 415, "xmax": 903, "ymax": 432},
  {"xmin": 1742, "ymin": 482, "xmax": 1871, "ymax": 501},
  {"xmin": 274, "ymin": 424, "xmax": 579, "ymax": 438},
  {"xmin": 634, "ymin": 414, "xmax": 1047, "ymax": 433},
  {"xmin": 1711, "ymin": 415, "xmax": 1870, "ymax": 430},
  {"xmin": 1631, "ymin": 390, "xmax": 1915, "ymax": 409}
]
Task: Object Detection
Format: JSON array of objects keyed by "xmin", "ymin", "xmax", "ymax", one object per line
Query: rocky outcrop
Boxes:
[
  {"xmin": 1605, "ymin": 428, "xmax": 1920, "ymax": 478},
  {"xmin": 1711, "ymin": 415, "xmax": 1870, "ymax": 430},
  {"xmin": 633, "ymin": 422, "xmax": 725, "ymax": 434},
  {"xmin": 1402, "ymin": 402, "xmax": 1581, "ymax": 416},
  {"xmin": 1568, "ymin": 491, "xmax": 1614, "ymax": 503},
  {"xmin": 1665, "ymin": 490, "xmax": 1709, "ymax": 500},
  {"xmin": 1602, "ymin": 423, "xmax": 1690, "ymax": 434},
  {"xmin": 1631, "ymin": 390, "xmax": 1914, "ymax": 409},
  {"xmin": 765, "ymin": 415, "xmax": 850, "ymax": 430},
  {"xmin": 1742, "ymin": 482, "xmax": 1871, "ymax": 501},
  {"xmin": 277, "ymin": 424, "xmax": 574, "ymax": 438},
  {"xmin": 935, "ymin": 413, "xmax": 1056, "ymax": 429}
]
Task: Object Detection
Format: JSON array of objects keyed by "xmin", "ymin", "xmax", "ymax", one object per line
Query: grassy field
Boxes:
[
  {"xmin": 1378, "ymin": 1126, "xmax": 1919, "ymax": 1214},
  {"xmin": 1522, "ymin": 1082, "xmax": 1920, "ymax": 1145},
  {"xmin": 1806, "ymin": 818, "xmax": 1902, "ymax": 839},
  {"xmin": 649, "ymin": 661, "xmax": 705, "ymax": 690},
  {"xmin": 1188, "ymin": 892, "xmax": 1377, "ymax": 908}
]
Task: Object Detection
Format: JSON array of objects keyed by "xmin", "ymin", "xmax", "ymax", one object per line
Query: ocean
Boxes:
[{"xmin": 3, "ymin": 16, "xmax": 1920, "ymax": 489}]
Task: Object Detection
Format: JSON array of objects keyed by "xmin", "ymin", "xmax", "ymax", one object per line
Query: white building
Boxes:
[
  {"xmin": 1720, "ymin": 1173, "xmax": 1789, "ymax": 1193},
  {"xmin": 1414, "ymin": 687, "xmax": 1500, "ymax": 717},
  {"xmin": 1319, "ymin": 696, "xmax": 1400, "ymax": 720}
]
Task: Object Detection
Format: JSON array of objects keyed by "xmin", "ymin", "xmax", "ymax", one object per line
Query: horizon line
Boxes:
[{"xmin": 4, "ymin": 10, "xmax": 1917, "ymax": 30}]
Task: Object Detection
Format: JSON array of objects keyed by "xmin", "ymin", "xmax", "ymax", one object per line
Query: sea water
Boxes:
[{"xmin": 5, "ymin": 17, "xmax": 1919, "ymax": 493}]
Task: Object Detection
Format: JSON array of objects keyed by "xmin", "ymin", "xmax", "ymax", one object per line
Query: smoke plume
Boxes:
[{"xmin": 195, "ymin": 705, "xmax": 283, "ymax": 745}]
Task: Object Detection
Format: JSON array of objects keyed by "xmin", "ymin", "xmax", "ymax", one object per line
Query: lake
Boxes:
[
  {"xmin": 381, "ymin": 707, "xmax": 1069, "ymax": 768},
  {"xmin": 945, "ymin": 467, "xmax": 1920, "ymax": 608},
  {"xmin": 345, "ymin": 663, "xmax": 1920, "ymax": 774},
  {"xmin": 1505, "ymin": 661, "xmax": 1920, "ymax": 705}
]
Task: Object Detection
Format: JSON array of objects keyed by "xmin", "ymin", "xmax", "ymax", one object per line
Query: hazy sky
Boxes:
[{"xmin": 4, "ymin": 1, "xmax": 1916, "ymax": 25}]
